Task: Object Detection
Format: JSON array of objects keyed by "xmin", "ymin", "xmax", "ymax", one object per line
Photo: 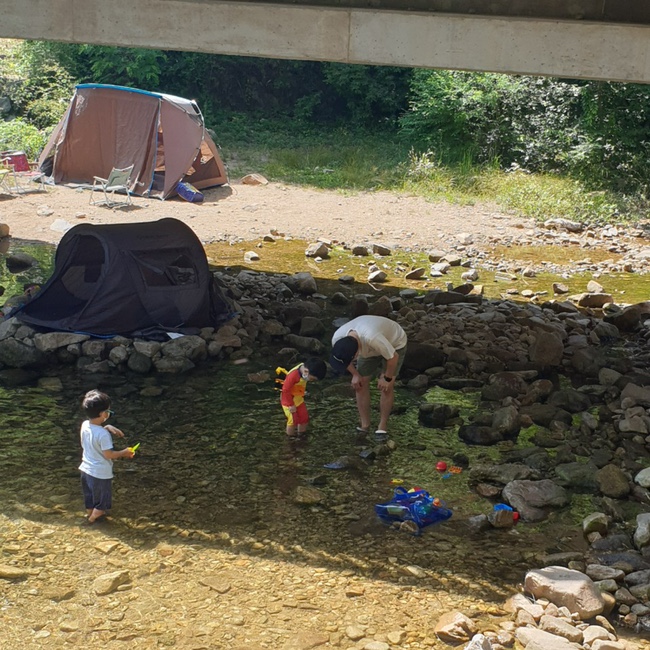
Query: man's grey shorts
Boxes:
[{"xmin": 356, "ymin": 346, "xmax": 406, "ymax": 378}]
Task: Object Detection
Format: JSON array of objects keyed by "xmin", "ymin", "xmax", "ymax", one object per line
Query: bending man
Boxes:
[{"xmin": 330, "ymin": 315, "xmax": 407, "ymax": 442}]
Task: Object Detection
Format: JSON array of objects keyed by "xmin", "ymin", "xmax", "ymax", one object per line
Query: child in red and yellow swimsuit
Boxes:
[{"xmin": 278, "ymin": 358, "xmax": 327, "ymax": 436}]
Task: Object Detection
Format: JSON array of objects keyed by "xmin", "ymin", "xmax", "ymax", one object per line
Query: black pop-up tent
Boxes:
[{"xmin": 16, "ymin": 218, "xmax": 232, "ymax": 337}]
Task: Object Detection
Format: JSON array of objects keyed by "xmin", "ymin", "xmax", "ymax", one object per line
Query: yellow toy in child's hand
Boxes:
[{"xmin": 128, "ymin": 442, "xmax": 140, "ymax": 454}]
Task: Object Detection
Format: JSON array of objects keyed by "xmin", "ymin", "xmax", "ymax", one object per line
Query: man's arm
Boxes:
[{"xmin": 382, "ymin": 352, "xmax": 400, "ymax": 380}]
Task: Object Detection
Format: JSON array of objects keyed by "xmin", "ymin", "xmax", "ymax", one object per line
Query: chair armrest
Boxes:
[{"xmin": 93, "ymin": 176, "xmax": 109, "ymax": 183}]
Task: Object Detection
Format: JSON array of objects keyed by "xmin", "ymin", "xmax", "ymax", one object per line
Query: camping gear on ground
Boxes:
[
  {"xmin": 38, "ymin": 84, "xmax": 228, "ymax": 200},
  {"xmin": 1, "ymin": 151, "xmax": 46, "ymax": 193},
  {"xmin": 90, "ymin": 165, "xmax": 135, "ymax": 208},
  {"xmin": 375, "ymin": 487, "xmax": 452, "ymax": 534},
  {"xmin": 14, "ymin": 218, "xmax": 233, "ymax": 338},
  {"xmin": 176, "ymin": 181, "xmax": 204, "ymax": 203}
]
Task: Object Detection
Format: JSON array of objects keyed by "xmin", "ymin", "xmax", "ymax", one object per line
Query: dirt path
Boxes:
[{"xmin": 1, "ymin": 181, "xmax": 532, "ymax": 249}]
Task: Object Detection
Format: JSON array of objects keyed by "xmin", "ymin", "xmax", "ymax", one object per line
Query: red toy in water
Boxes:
[{"xmin": 436, "ymin": 461, "xmax": 448, "ymax": 472}]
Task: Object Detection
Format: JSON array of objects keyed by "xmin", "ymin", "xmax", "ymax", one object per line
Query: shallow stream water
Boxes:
[
  {"xmin": 0, "ymin": 362, "xmax": 588, "ymax": 596},
  {"xmin": 0, "ymin": 237, "xmax": 647, "ymax": 647}
]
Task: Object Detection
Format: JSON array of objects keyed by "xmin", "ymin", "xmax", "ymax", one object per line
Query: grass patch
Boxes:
[
  {"xmin": 476, "ymin": 170, "xmax": 626, "ymax": 223},
  {"xmin": 216, "ymin": 118, "xmax": 647, "ymax": 224}
]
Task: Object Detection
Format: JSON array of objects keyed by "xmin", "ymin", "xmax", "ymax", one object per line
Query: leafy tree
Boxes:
[
  {"xmin": 158, "ymin": 53, "xmax": 325, "ymax": 118},
  {"xmin": 320, "ymin": 63, "xmax": 411, "ymax": 124},
  {"xmin": 573, "ymin": 82, "xmax": 650, "ymax": 193},
  {"xmin": 77, "ymin": 46, "xmax": 167, "ymax": 88},
  {"xmin": 4, "ymin": 41, "xmax": 75, "ymax": 128},
  {"xmin": 400, "ymin": 70, "xmax": 585, "ymax": 170},
  {"xmin": 399, "ymin": 70, "xmax": 521, "ymax": 162}
]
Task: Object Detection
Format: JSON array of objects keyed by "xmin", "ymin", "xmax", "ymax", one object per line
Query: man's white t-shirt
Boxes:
[
  {"xmin": 79, "ymin": 420, "xmax": 114, "ymax": 479},
  {"xmin": 332, "ymin": 315, "xmax": 407, "ymax": 360}
]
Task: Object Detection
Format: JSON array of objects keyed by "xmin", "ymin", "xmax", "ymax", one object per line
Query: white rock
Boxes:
[
  {"xmin": 524, "ymin": 566, "xmax": 605, "ymax": 620},
  {"xmin": 634, "ymin": 467, "xmax": 650, "ymax": 488}
]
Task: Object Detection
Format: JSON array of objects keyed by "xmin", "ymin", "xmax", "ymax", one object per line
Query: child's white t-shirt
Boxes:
[{"xmin": 78, "ymin": 420, "xmax": 114, "ymax": 479}]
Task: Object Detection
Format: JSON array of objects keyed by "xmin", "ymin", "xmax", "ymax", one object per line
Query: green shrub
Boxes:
[
  {"xmin": 9, "ymin": 42, "xmax": 75, "ymax": 128},
  {"xmin": 400, "ymin": 70, "xmax": 583, "ymax": 171},
  {"xmin": 22, "ymin": 96, "xmax": 68, "ymax": 130},
  {"xmin": 0, "ymin": 119, "xmax": 48, "ymax": 159}
]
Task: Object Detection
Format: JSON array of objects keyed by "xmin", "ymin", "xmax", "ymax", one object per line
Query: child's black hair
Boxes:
[
  {"xmin": 305, "ymin": 358, "xmax": 327, "ymax": 381},
  {"xmin": 82, "ymin": 389, "xmax": 111, "ymax": 418}
]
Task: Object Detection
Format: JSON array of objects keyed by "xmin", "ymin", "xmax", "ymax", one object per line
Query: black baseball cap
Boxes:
[{"xmin": 329, "ymin": 336, "xmax": 359, "ymax": 374}]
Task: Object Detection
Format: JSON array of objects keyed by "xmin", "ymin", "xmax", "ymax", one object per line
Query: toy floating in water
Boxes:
[
  {"xmin": 375, "ymin": 486, "xmax": 452, "ymax": 535},
  {"xmin": 436, "ymin": 461, "xmax": 462, "ymax": 479},
  {"xmin": 390, "ymin": 479, "xmax": 404, "ymax": 485},
  {"xmin": 128, "ymin": 442, "xmax": 141, "ymax": 454}
]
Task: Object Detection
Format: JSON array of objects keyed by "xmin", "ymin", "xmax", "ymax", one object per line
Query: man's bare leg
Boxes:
[
  {"xmin": 354, "ymin": 377, "xmax": 372, "ymax": 431},
  {"xmin": 378, "ymin": 387, "xmax": 394, "ymax": 433}
]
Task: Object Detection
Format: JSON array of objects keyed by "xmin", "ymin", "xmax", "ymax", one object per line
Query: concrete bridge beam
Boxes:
[{"xmin": 2, "ymin": 0, "xmax": 650, "ymax": 82}]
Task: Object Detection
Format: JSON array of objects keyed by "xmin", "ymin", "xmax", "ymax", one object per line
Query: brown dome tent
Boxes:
[{"xmin": 38, "ymin": 84, "xmax": 228, "ymax": 200}]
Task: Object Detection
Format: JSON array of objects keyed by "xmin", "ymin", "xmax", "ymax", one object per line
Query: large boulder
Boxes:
[
  {"xmin": 524, "ymin": 566, "xmax": 605, "ymax": 620},
  {"xmin": 33, "ymin": 332, "xmax": 90, "ymax": 353},
  {"xmin": 502, "ymin": 479, "xmax": 569, "ymax": 522},
  {"xmin": 604, "ymin": 301, "xmax": 650, "ymax": 331},
  {"xmin": 529, "ymin": 331, "xmax": 564, "ymax": 367},
  {"xmin": 0, "ymin": 338, "xmax": 46, "ymax": 368},
  {"xmin": 281, "ymin": 300, "xmax": 322, "ymax": 327},
  {"xmin": 481, "ymin": 372, "xmax": 529, "ymax": 401},
  {"xmin": 403, "ymin": 342, "xmax": 446, "ymax": 372}
]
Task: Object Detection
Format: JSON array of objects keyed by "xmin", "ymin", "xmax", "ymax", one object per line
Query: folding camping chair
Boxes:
[
  {"xmin": 0, "ymin": 162, "xmax": 14, "ymax": 195},
  {"xmin": 89, "ymin": 165, "xmax": 135, "ymax": 208},
  {"xmin": 1, "ymin": 151, "xmax": 46, "ymax": 193}
]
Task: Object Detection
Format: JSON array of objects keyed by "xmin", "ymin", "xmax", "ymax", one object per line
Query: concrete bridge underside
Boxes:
[{"xmin": 2, "ymin": 0, "xmax": 650, "ymax": 82}]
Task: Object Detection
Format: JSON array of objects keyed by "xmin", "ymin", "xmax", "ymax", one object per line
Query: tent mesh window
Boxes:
[
  {"xmin": 62, "ymin": 235, "xmax": 105, "ymax": 299},
  {"xmin": 132, "ymin": 249, "xmax": 198, "ymax": 287}
]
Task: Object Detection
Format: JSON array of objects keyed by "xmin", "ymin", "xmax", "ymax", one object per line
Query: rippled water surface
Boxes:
[
  {"xmin": 0, "ymin": 235, "xmax": 636, "ymax": 620},
  {"xmin": 0, "ymin": 364, "xmax": 594, "ymax": 602}
]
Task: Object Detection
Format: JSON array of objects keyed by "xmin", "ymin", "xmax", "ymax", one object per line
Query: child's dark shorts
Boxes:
[{"xmin": 81, "ymin": 472, "xmax": 113, "ymax": 511}]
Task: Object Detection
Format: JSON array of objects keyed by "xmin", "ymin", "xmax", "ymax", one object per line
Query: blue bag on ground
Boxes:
[
  {"xmin": 375, "ymin": 487, "xmax": 452, "ymax": 530},
  {"xmin": 176, "ymin": 181, "xmax": 204, "ymax": 203}
]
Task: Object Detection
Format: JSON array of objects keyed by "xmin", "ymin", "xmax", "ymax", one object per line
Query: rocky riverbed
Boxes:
[{"xmin": 1, "ymin": 185, "xmax": 650, "ymax": 649}]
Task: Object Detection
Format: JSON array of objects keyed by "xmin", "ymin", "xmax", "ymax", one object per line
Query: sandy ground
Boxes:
[{"xmin": 0, "ymin": 180, "xmax": 533, "ymax": 249}]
